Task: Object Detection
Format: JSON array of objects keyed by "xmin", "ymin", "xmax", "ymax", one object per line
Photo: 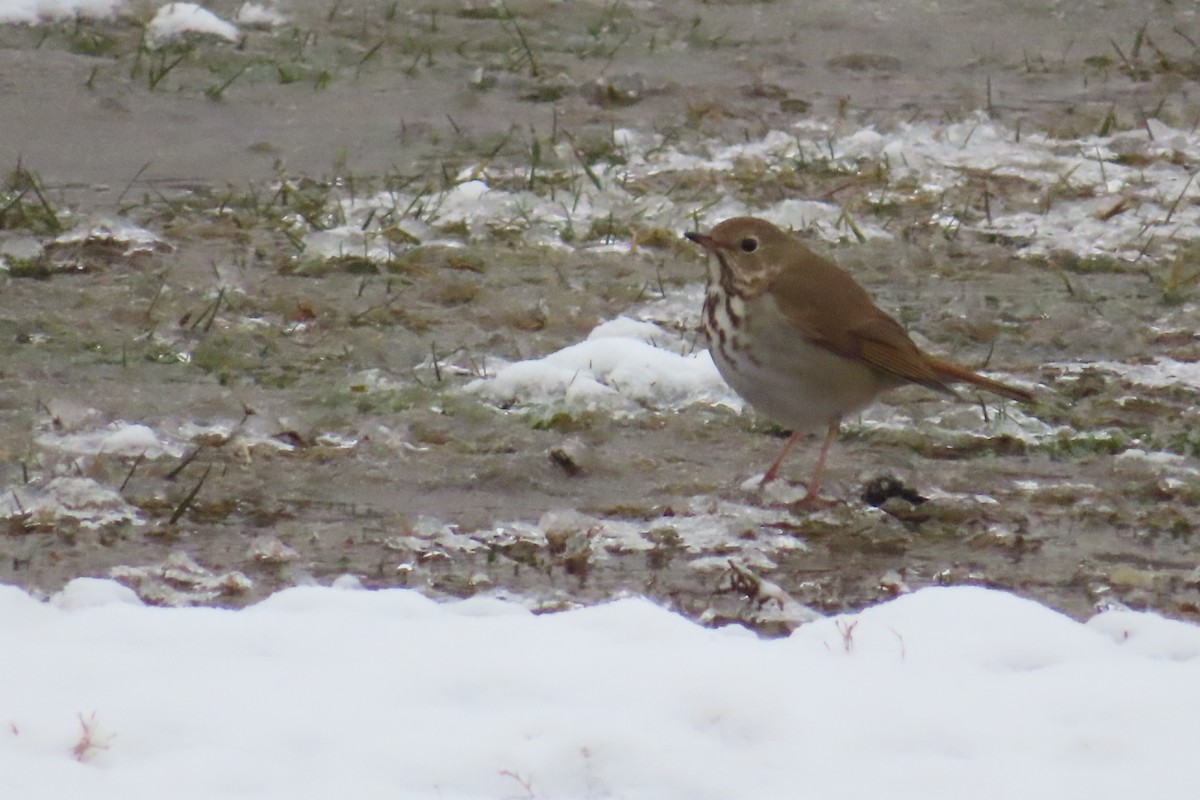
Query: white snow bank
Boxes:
[{"xmin": 2, "ymin": 582, "xmax": 1200, "ymax": 799}]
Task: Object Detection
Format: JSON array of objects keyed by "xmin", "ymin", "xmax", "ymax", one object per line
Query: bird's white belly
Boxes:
[{"xmin": 705, "ymin": 290, "xmax": 891, "ymax": 432}]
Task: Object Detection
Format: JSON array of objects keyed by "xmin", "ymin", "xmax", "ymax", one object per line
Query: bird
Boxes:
[{"xmin": 685, "ymin": 216, "xmax": 1033, "ymax": 507}]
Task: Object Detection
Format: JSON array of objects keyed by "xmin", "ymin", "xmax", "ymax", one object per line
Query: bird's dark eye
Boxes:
[{"xmin": 740, "ymin": 237, "xmax": 758, "ymax": 253}]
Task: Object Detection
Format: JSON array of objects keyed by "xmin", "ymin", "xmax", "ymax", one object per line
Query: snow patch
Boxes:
[
  {"xmin": 146, "ymin": 2, "xmax": 237, "ymax": 48},
  {"xmin": 467, "ymin": 316, "xmax": 740, "ymax": 415},
  {"xmin": 3, "ymin": 583, "xmax": 1200, "ymax": 798}
]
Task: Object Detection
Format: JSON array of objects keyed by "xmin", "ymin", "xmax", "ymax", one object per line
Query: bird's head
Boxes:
[{"xmin": 685, "ymin": 217, "xmax": 795, "ymax": 287}]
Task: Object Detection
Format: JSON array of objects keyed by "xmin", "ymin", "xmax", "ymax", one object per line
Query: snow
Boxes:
[
  {"xmin": 51, "ymin": 218, "xmax": 171, "ymax": 257},
  {"xmin": 467, "ymin": 317, "xmax": 740, "ymax": 416},
  {"xmin": 0, "ymin": 0, "xmax": 243, "ymax": 41},
  {"xmin": 296, "ymin": 112, "xmax": 1200, "ymax": 264},
  {"xmin": 0, "ymin": 0, "xmax": 121, "ymax": 21},
  {"xmin": 39, "ymin": 421, "xmax": 176, "ymax": 459},
  {"xmin": 17, "ymin": 416, "xmax": 354, "ymax": 533},
  {"xmin": 1052, "ymin": 357, "xmax": 1200, "ymax": 390},
  {"xmin": 145, "ymin": 2, "xmax": 237, "ymax": 48},
  {"xmin": 234, "ymin": 1, "xmax": 284, "ymax": 27},
  {"xmin": 858, "ymin": 401, "xmax": 1057, "ymax": 447},
  {"xmin": 0, "ymin": 476, "xmax": 142, "ymax": 529},
  {"xmin": 3, "ymin": 580, "xmax": 1200, "ymax": 799}
]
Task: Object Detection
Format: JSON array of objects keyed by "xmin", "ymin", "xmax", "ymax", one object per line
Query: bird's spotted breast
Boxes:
[
  {"xmin": 703, "ymin": 285, "xmax": 747, "ymax": 375},
  {"xmin": 723, "ymin": 292, "xmax": 744, "ymax": 326}
]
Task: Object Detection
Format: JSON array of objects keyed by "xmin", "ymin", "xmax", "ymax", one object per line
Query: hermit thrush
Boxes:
[{"xmin": 685, "ymin": 217, "xmax": 1033, "ymax": 506}]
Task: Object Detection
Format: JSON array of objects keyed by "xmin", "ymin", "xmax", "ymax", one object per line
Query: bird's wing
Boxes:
[
  {"xmin": 769, "ymin": 262, "xmax": 957, "ymax": 397},
  {"xmin": 844, "ymin": 315, "xmax": 958, "ymax": 396}
]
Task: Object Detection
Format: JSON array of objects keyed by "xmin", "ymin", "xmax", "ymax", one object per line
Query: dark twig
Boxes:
[
  {"xmin": 168, "ymin": 464, "xmax": 212, "ymax": 525},
  {"xmin": 119, "ymin": 451, "xmax": 146, "ymax": 493},
  {"xmin": 165, "ymin": 446, "xmax": 203, "ymax": 481}
]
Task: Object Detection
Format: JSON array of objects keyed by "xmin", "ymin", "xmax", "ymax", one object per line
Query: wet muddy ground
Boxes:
[{"xmin": 2, "ymin": 0, "xmax": 1200, "ymax": 631}]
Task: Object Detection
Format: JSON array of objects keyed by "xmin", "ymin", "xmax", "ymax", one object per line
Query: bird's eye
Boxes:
[{"xmin": 740, "ymin": 237, "xmax": 758, "ymax": 253}]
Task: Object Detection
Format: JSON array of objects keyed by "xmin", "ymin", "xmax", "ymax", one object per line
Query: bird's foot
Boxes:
[
  {"xmin": 791, "ymin": 488, "xmax": 838, "ymax": 511},
  {"xmin": 748, "ymin": 475, "xmax": 837, "ymax": 510}
]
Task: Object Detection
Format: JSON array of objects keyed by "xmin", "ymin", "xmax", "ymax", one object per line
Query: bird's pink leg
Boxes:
[
  {"xmin": 759, "ymin": 431, "xmax": 804, "ymax": 486},
  {"xmin": 795, "ymin": 422, "xmax": 840, "ymax": 508}
]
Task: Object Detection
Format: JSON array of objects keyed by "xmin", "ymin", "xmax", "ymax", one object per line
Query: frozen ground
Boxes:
[{"xmin": 5, "ymin": 578, "xmax": 1200, "ymax": 799}]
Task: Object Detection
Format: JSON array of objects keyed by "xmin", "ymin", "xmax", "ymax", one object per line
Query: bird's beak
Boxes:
[{"xmin": 685, "ymin": 231, "xmax": 715, "ymax": 251}]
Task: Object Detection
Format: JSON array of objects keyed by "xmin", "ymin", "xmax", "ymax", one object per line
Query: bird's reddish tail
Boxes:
[{"xmin": 927, "ymin": 357, "xmax": 1033, "ymax": 403}]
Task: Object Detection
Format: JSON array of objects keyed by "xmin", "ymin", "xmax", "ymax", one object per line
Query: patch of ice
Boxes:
[
  {"xmin": 1113, "ymin": 449, "xmax": 1199, "ymax": 477},
  {"xmin": 2, "ymin": 476, "xmax": 142, "ymax": 529},
  {"xmin": 111, "ymin": 551, "xmax": 252, "ymax": 606},
  {"xmin": 347, "ymin": 368, "xmax": 408, "ymax": 392},
  {"xmin": 312, "ymin": 432, "xmax": 359, "ymax": 449},
  {"xmin": 924, "ymin": 487, "xmax": 1000, "ymax": 505},
  {"xmin": 0, "ymin": 236, "xmax": 44, "ymax": 262},
  {"xmin": 1052, "ymin": 358, "xmax": 1200, "ymax": 391},
  {"xmin": 857, "ymin": 402, "xmax": 1062, "ymax": 446},
  {"xmin": 1013, "ymin": 479, "xmax": 1098, "ymax": 493},
  {"xmin": 169, "ymin": 418, "xmax": 309, "ymax": 454},
  {"xmin": 51, "ymin": 217, "xmax": 170, "ymax": 256},
  {"xmin": 303, "ymin": 226, "xmax": 402, "ymax": 263},
  {"xmin": 385, "ymin": 516, "xmax": 489, "ymax": 555},
  {"xmin": 377, "ymin": 498, "xmax": 813, "ymax": 589},
  {"xmin": 37, "ymin": 421, "xmax": 178, "ymax": 459},
  {"xmin": 1116, "ymin": 449, "xmax": 1187, "ymax": 466}
]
